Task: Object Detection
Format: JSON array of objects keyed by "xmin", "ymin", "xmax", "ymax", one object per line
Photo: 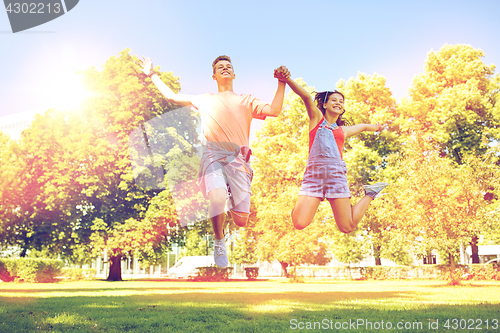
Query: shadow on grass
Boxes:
[
  {"xmin": 1, "ymin": 292, "xmax": 498, "ymax": 332},
  {"xmin": 1, "ymin": 282, "xmax": 499, "ymax": 332},
  {"xmin": 425, "ymin": 282, "xmax": 500, "ymax": 288},
  {"xmin": 129, "ymin": 278, "xmax": 273, "ymax": 282}
]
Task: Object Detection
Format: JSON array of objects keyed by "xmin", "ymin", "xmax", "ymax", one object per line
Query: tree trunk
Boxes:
[
  {"xmin": 279, "ymin": 261, "xmax": 289, "ymax": 278},
  {"xmin": 449, "ymin": 253, "xmax": 455, "ymax": 270},
  {"xmin": 448, "ymin": 253, "xmax": 461, "ymax": 286},
  {"xmin": 373, "ymin": 245, "xmax": 382, "ymax": 266},
  {"xmin": 470, "ymin": 236, "xmax": 480, "ymax": 264},
  {"xmin": 107, "ymin": 254, "xmax": 123, "ymax": 281}
]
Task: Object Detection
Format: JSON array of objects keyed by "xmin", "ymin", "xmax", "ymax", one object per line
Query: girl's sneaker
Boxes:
[{"xmin": 362, "ymin": 182, "xmax": 389, "ymax": 199}]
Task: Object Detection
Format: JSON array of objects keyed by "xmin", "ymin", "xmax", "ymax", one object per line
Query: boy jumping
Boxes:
[{"xmin": 140, "ymin": 55, "xmax": 288, "ymax": 267}]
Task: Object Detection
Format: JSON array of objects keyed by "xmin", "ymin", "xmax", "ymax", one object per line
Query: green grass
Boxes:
[{"xmin": 1, "ymin": 279, "xmax": 500, "ymax": 332}]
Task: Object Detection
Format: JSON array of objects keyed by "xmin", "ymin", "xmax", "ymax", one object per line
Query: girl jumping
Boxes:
[{"xmin": 275, "ymin": 68, "xmax": 388, "ymax": 233}]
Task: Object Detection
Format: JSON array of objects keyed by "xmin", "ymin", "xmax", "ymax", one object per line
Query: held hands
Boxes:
[
  {"xmin": 274, "ymin": 65, "xmax": 290, "ymax": 82},
  {"xmin": 139, "ymin": 56, "xmax": 155, "ymax": 77}
]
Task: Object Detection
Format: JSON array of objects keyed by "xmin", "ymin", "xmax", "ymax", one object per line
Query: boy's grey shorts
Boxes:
[{"xmin": 203, "ymin": 161, "xmax": 252, "ymax": 213}]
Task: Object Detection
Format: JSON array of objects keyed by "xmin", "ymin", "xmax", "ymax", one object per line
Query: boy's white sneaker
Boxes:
[{"xmin": 213, "ymin": 238, "xmax": 228, "ymax": 268}]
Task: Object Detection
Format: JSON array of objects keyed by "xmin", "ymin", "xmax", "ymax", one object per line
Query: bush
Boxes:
[
  {"xmin": 464, "ymin": 264, "xmax": 500, "ymax": 280},
  {"xmin": 244, "ymin": 267, "xmax": 259, "ymax": 280},
  {"xmin": 191, "ymin": 266, "xmax": 233, "ymax": 281},
  {"xmin": 0, "ymin": 260, "xmax": 14, "ymax": 282},
  {"xmin": 435, "ymin": 264, "xmax": 468, "ymax": 284},
  {"xmin": 0, "ymin": 258, "xmax": 63, "ymax": 283},
  {"xmin": 294, "ymin": 264, "xmax": 500, "ymax": 281},
  {"xmin": 61, "ymin": 268, "xmax": 97, "ymax": 281},
  {"xmin": 408, "ymin": 265, "xmax": 440, "ymax": 279}
]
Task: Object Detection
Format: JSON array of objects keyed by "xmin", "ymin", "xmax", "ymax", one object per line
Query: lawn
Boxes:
[{"xmin": 1, "ymin": 278, "xmax": 500, "ymax": 332}]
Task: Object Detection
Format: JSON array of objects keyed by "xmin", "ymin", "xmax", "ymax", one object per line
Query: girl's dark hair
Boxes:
[{"xmin": 314, "ymin": 90, "xmax": 347, "ymax": 126}]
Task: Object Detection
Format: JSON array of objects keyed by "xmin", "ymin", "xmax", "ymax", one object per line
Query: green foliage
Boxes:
[
  {"xmin": 364, "ymin": 266, "xmax": 411, "ymax": 280},
  {"xmin": 0, "ymin": 49, "xmax": 186, "ymax": 269},
  {"xmin": 0, "ymin": 260, "xmax": 13, "ymax": 282},
  {"xmin": 358, "ymin": 198, "xmax": 413, "ymax": 266},
  {"xmin": 379, "ymin": 135, "xmax": 500, "ymax": 273},
  {"xmin": 294, "ymin": 264, "xmax": 499, "ymax": 281},
  {"xmin": 397, "ymin": 44, "xmax": 500, "ymax": 164},
  {"xmin": 338, "ymin": 72, "xmax": 400, "ymax": 160},
  {"xmin": 229, "ymin": 228, "xmax": 258, "ymax": 265},
  {"xmin": 465, "ymin": 264, "xmax": 500, "ymax": 280},
  {"xmin": 80, "ymin": 49, "xmax": 184, "ymax": 272},
  {"xmin": 191, "ymin": 266, "xmax": 233, "ymax": 281},
  {"xmin": 61, "ymin": 267, "xmax": 96, "ymax": 281},
  {"xmin": 0, "ymin": 258, "xmax": 63, "ymax": 283},
  {"xmin": 180, "ymin": 227, "xmax": 210, "ymax": 257},
  {"xmin": 330, "ymin": 227, "xmax": 369, "ymax": 266},
  {"xmin": 0, "ymin": 49, "xmax": 203, "ymax": 282},
  {"xmin": 244, "ymin": 267, "xmax": 259, "ymax": 280}
]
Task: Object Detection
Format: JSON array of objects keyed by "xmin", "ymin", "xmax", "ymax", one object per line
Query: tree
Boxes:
[
  {"xmin": 336, "ymin": 73, "xmax": 401, "ymax": 265},
  {"xmin": 0, "ymin": 108, "xmax": 99, "ymax": 258},
  {"xmin": 179, "ymin": 220, "xmax": 211, "ymax": 258},
  {"xmin": 338, "ymin": 72, "xmax": 400, "ymax": 161},
  {"xmin": 397, "ymin": 44, "xmax": 500, "ymax": 163},
  {"xmin": 359, "ymin": 198, "xmax": 413, "ymax": 266},
  {"xmin": 230, "ymin": 228, "xmax": 258, "ymax": 266},
  {"xmin": 397, "ymin": 44, "xmax": 500, "ymax": 263},
  {"xmin": 382, "ymin": 135, "xmax": 500, "ymax": 281},
  {"xmin": 78, "ymin": 49, "xmax": 194, "ymax": 280},
  {"xmin": 0, "ymin": 49, "xmax": 195, "ymax": 281},
  {"xmin": 330, "ymin": 229, "xmax": 369, "ymax": 269},
  {"xmin": 0, "ymin": 132, "xmax": 22, "ymax": 252}
]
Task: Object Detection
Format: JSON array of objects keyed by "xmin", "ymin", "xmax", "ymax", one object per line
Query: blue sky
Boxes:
[{"xmin": 1, "ymin": 0, "xmax": 499, "ymax": 125}]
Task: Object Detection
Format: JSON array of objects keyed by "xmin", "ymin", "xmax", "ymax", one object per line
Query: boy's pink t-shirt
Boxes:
[{"xmin": 190, "ymin": 91, "xmax": 268, "ymax": 150}]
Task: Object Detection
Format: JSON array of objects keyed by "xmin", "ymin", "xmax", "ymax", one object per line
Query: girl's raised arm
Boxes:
[{"xmin": 274, "ymin": 69, "xmax": 322, "ymax": 125}]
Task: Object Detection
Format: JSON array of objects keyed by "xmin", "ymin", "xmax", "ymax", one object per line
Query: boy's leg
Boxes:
[
  {"xmin": 291, "ymin": 196, "xmax": 322, "ymax": 230},
  {"xmin": 208, "ymin": 192, "xmax": 229, "ymax": 268},
  {"xmin": 226, "ymin": 164, "xmax": 252, "ymax": 227},
  {"xmin": 205, "ymin": 164, "xmax": 230, "ymax": 268},
  {"xmin": 208, "ymin": 188, "xmax": 227, "ymax": 240},
  {"xmin": 230, "ymin": 211, "xmax": 250, "ymax": 227}
]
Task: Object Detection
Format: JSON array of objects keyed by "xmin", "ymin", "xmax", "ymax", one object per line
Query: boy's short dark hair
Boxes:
[{"xmin": 212, "ymin": 55, "xmax": 232, "ymax": 74}]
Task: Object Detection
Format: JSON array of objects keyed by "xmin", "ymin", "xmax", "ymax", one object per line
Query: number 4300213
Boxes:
[{"xmin": 5, "ymin": 2, "xmax": 61, "ymax": 14}]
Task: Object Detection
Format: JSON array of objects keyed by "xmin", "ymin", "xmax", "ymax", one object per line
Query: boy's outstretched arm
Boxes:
[{"xmin": 140, "ymin": 56, "xmax": 193, "ymax": 107}]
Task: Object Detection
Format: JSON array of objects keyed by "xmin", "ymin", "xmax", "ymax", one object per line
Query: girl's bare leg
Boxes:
[
  {"xmin": 291, "ymin": 196, "xmax": 322, "ymax": 230},
  {"xmin": 328, "ymin": 196, "xmax": 373, "ymax": 233}
]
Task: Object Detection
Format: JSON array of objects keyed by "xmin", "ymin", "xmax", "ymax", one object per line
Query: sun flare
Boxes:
[{"xmin": 41, "ymin": 72, "xmax": 92, "ymax": 111}]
